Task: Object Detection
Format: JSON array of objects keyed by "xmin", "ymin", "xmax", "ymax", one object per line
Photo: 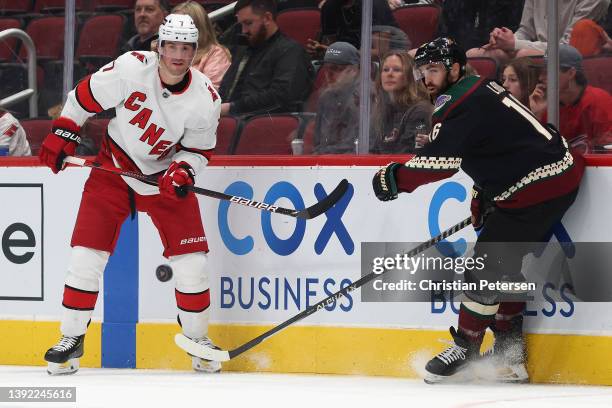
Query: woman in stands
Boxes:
[
  {"xmin": 500, "ymin": 57, "xmax": 541, "ymax": 108},
  {"xmin": 370, "ymin": 51, "xmax": 432, "ymax": 154},
  {"xmin": 172, "ymin": 1, "xmax": 231, "ymax": 89}
]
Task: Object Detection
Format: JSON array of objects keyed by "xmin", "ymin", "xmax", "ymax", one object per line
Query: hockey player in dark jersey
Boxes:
[{"xmin": 372, "ymin": 37, "xmax": 584, "ymax": 384}]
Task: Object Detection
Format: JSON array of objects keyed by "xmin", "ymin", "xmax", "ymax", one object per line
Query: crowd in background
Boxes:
[{"xmin": 0, "ymin": 0, "xmax": 611, "ymax": 156}]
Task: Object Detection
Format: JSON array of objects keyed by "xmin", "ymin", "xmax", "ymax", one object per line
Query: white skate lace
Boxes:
[
  {"xmin": 436, "ymin": 340, "xmax": 468, "ymax": 365},
  {"xmin": 52, "ymin": 336, "xmax": 79, "ymax": 352}
]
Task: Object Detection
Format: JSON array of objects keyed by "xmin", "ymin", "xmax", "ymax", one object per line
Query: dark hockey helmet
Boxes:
[{"xmin": 414, "ymin": 37, "xmax": 466, "ymax": 74}]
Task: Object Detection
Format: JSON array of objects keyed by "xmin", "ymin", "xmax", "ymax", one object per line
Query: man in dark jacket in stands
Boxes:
[
  {"xmin": 121, "ymin": 0, "xmax": 169, "ymax": 54},
  {"xmin": 219, "ymin": 0, "xmax": 314, "ymax": 116}
]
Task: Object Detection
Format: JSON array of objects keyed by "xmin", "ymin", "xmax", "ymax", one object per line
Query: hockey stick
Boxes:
[
  {"xmin": 63, "ymin": 156, "xmax": 349, "ymax": 219},
  {"xmin": 175, "ymin": 215, "xmax": 473, "ymax": 362}
]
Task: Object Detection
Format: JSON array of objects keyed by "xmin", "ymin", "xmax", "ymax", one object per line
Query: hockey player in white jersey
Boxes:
[
  {"xmin": 39, "ymin": 14, "xmax": 222, "ymax": 375},
  {"xmin": 0, "ymin": 109, "xmax": 32, "ymax": 156}
]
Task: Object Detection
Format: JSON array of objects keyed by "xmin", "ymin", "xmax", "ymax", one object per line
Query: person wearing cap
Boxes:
[
  {"xmin": 371, "ymin": 25, "xmax": 411, "ymax": 61},
  {"xmin": 121, "ymin": 0, "xmax": 170, "ymax": 54},
  {"xmin": 312, "ymin": 42, "xmax": 361, "ymax": 154},
  {"xmin": 219, "ymin": 0, "xmax": 314, "ymax": 116},
  {"xmin": 306, "ymin": 0, "xmax": 398, "ymax": 58},
  {"xmin": 372, "ymin": 37, "xmax": 584, "ymax": 383},
  {"xmin": 466, "ymin": 0, "xmax": 610, "ymax": 63},
  {"xmin": 530, "ymin": 44, "xmax": 612, "ymax": 153}
]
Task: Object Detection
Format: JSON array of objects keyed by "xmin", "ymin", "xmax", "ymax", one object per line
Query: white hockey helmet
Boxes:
[{"xmin": 158, "ymin": 14, "xmax": 199, "ymax": 45}]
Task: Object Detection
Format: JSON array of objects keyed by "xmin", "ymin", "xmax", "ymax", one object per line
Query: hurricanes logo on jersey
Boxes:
[{"xmin": 124, "ymin": 91, "xmax": 173, "ymax": 157}]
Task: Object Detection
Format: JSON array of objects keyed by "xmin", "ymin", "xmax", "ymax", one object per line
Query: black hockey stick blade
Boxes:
[
  {"xmin": 175, "ymin": 216, "xmax": 473, "ymax": 362},
  {"xmin": 294, "ymin": 178, "xmax": 349, "ymax": 219}
]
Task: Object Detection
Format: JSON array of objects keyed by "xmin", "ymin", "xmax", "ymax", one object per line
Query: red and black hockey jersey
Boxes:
[{"xmin": 396, "ymin": 75, "xmax": 584, "ymax": 208}]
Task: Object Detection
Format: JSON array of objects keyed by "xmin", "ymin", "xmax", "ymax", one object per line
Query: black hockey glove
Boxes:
[
  {"xmin": 372, "ymin": 162, "xmax": 402, "ymax": 201},
  {"xmin": 470, "ymin": 185, "xmax": 493, "ymax": 232}
]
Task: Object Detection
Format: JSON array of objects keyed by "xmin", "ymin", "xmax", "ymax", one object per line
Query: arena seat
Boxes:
[
  {"xmin": 215, "ymin": 116, "xmax": 240, "ymax": 155},
  {"xmin": 393, "ymin": 5, "xmax": 440, "ymax": 48},
  {"xmin": 0, "ymin": 0, "xmax": 32, "ymax": 15},
  {"xmin": 467, "ymin": 57, "xmax": 499, "ymax": 80},
  {"xmin": 20, "ymin": 118, "xmax": 51, "ymax": 155},
  {"xmin": 19, "ymin": 16, "xmax": 66, "ymax": 61},
  {"xmin": 582, "ymin": 56, "xmax": 612, "ymax": 94},
  {"xmin": 276, "ymin": 8, "xmax": 321, "ymax": 49},
  {"xmin": 76, "ymin": 14, "xmax": 125, "ymax": 70},
  {"xmin": 234, "ymin": 114, "xmax": 300, "ymax": 155},
  {"xmin": 0, "ymin": 18, "xmax": 21, "ymax": 62},
  {"xmin": 93, "ymin": 0, "xmax": 135, "ymax": 11},
  {"xmin": 34, "ymin": 0, "xmax": 86, "ymax": 13}
]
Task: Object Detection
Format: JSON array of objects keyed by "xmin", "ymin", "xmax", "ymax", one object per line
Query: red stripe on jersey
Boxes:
[
  {"xmin": 440, "ymin": 77, "xmax": 484, "ymax": 122},
  {"xmin": 177, "ymin": 143, "xmax": 214, "ymax": 161},
  {"xmin": 396, "ymin": 166, "xmax": 457, "ymax": 193},
  {"xmin": 62, "ymin": 285, "xmax": 99, "ymax": 311},
  {"xmin": 75, "ymin": 76, "xmax": 103, "ymax": 114},
  {"xmin": 3, "ymin": 124, "xmax": 18, "ymax": 137},
  {"xmin": 175, "ymin": 289, "xmax": 210, "ymax": 313}
]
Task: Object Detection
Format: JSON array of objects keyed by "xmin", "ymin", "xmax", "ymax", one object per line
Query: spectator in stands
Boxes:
[
  {"xmin": 438, "ymin": 0, "xmax": 524, "ymax": 52},
  {"xmin": 530, "ymin": 44, "xmax": 612, "ymax": 153},
  {"xmin": 501, "ymin": 57, "xmax": 541, "ymax": 107},
  {"xmin": 467, "ymin": 0, "xmax": 611, "ymax": 63},
  {"xmin": 372, "ymin": 25, "xmax": 410, "ymax": 62},
  {"xmin": 0, "ymin": 109, "xmax": 31, "ymax": 156},
  {"xmin": 370, "ymin": 51, "xmax": 432, "ymax": 153},
  {"xmin": 172, "ymin": 1, "xmax": 231, "ymax": 89},
  {"xmin": 219, "ymin": 0, "xmax": 314, "ymax": 116},
  {"xmin": 570, "ymin": 18, "xmax": 612, "ymax": 57},
  {"xmin": 306, "ymin": 0, "xmax": 398, "ymax": 58},
  {"xmin": 313, "ymin": 42, "xmax": 361, "ymax": 154},
  {"xmin": 121, "ymin": 0, "xmax": 169, "ymax": 54}
]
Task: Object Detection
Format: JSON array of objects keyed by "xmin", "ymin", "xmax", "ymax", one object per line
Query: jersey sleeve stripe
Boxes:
[
  {"xmin": 75, "ymin": 76, "xmax": 104, "ymax": 114},
  {"xmin": 177, "ymin": 143, "xmax": 214, "ymax": 160},
  {"xmin": 440, "ymin": 77, "xmax": 484, "ymax": 121}
]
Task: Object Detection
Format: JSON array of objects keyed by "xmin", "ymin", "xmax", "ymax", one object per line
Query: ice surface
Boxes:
[{"xmin": 0, "ymin": 366, "xmax": 610, "ymax": 408}]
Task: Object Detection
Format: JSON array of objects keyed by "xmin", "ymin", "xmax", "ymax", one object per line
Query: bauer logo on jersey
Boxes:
[{"xmin": 433, "ymin": 94, "xmax": 452, "ymax": 113}]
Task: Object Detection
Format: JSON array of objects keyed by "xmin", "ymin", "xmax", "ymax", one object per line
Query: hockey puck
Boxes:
[{"xmin": 156, "ymin": 264, "xmax": 173, "ymax": 282}]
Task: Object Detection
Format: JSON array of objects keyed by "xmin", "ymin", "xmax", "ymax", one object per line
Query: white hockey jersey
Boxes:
[
  {"xmin": 0, "ymin": 111, "xmax": 32, "ymax": 156},
  {"xmin": 61, "ymin": 51, "xmax": 221, "ymax": 195}
]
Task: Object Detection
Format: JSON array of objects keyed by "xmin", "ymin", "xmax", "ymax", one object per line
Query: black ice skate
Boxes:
[
  {"xmin": 188, "ymin": 337, "xmax": 222, "ymax": 373},
  {"xmin": 44, "ymin": 335, "xmax": 85, "ymax": 375},
  {"xmin": 424, "ymin": 327, "xmax": 479, "ymax": 384},
  {"xmin": 480, "ymin": 323, "xmax": 529, "ymax": 383}
]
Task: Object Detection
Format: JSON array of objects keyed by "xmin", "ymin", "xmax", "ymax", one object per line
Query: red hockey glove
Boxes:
[
  {"xmin": 372, "ymin": 162, "xmax": 401, "ymax": 201},
  {"xmin": 160, "ymin": 161, "xmax": 195, "ymax": 200},
  {"xmin": 39, "ymin": 117, "xmax": 81, "ymax": 173}
]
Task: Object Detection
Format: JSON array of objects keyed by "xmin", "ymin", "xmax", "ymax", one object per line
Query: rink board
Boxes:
[{"xmin": 1, "ymin": 155, "xmax": 611, "ymax": 384}]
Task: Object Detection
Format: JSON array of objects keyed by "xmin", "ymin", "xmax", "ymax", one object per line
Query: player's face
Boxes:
[
  {"xmin": 237, "ymin": 6, "xmax": 269, "ymax": 47},
  {"xmin": 418, "ymin": 63, "xmax": 448, "ymax": 97},
  {"xmin": 134, "ymin": 0, "xmax": 166, "ymax": 38},
  {"xmin": 381, "ymin": 55, "xmax": 407, "ymax": 93},
  {"xmin": 502, "ymin": 66, "xmax": 522, "ymax": 101},
  {"xmin": 159, "ymin": 41, "xmax": 196, "ymax": 77}
]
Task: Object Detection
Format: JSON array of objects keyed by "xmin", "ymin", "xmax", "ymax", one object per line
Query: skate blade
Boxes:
[
  {"xmin": 47, "ymin": 359, "xmax": 80, "ymax": 376},
  {"xmin": 492, "ymin": 365, "xmax": 529, "ymax": 383},
  {"xmin": 192, "ymin": 356, "xmax": 221, "ymax": 374},
  {"xmin": 472, "ymin": 358, "xmax": 529, "ymax": 383},
  {"xmin": 424, "ymin": 366, "xmax": 473, "ymax": 384}
]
